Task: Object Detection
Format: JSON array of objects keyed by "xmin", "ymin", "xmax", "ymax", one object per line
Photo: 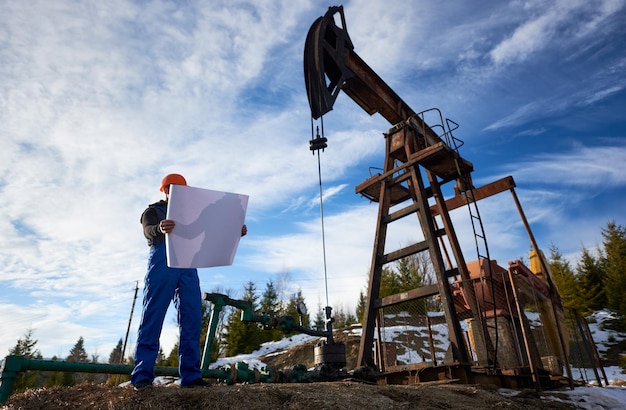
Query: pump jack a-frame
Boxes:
[{"xmin": 304, "ymin": 6, "xmax": 600, "ymax": 389}]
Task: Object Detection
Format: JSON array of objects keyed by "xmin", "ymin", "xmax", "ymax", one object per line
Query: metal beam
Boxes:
[{"xmin": 430, "ymin": 176, "xmax": 516, "ymax": 216}]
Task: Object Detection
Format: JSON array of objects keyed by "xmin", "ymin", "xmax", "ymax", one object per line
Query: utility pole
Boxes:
[
  {"xmin": 121, "ymin": 281, "xmax": 139, "ymax": 365},
  {"xmin": 115, "ymin": 281, "xmax": 139, "ymax": 385}
]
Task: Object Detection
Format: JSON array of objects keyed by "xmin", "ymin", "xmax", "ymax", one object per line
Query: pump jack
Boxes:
[
  {"xmin": 304, "ymin": 6, "xmax": 604, "ymax": 389},
  {"xmin": 0, "ymin": 8, "xmax": 608, "ymax": 404}
]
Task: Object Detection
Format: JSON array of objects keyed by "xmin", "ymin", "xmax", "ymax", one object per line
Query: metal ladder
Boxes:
[
  {"xmin": 417, "ymin": 111, "xmax": 499, "ymax": 370},
  {"xmin": 440, "ymin": 113, "xmax": 499, "ymax": 371}
]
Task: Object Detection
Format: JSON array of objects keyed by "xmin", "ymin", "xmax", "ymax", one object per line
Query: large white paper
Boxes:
[{"xmin": 165, "ymin": 185, "xmax": 248, "ymax": 268}]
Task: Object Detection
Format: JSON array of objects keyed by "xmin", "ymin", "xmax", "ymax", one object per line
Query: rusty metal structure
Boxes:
[{"xmin": 304, "ymin": 6, "xmax": 606, "ymax": 389}]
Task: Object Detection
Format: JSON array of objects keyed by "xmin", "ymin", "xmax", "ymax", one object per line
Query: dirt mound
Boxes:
[
  {"xmin": 3, "ymin": 381, "xmax": 582, "ymax": 410},
  {"xmin": 259, "ymin": 331, "xmax": 361, "ymax": 371}
]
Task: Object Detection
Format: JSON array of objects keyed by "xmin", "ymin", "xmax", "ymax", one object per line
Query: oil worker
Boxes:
[{"xmin": 131, "ymin": 173, "xmax": 247, "ymax": 389}]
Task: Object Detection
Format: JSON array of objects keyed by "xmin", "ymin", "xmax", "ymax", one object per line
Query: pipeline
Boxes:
[
  {"xmin": 1, "ymin": 293, "xmax": 344, "ymax": 404},
  {"xmin": 0, "ymin": 355, "xmax": 272, "ymax": 404}
]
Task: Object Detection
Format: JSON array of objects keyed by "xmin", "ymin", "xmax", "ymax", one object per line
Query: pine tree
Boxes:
[
  {"xmin": 156, "ymin": 347, "xmax": 167, "ymax": 366},
  {"xmin": 283, "ymin": 289, "xmax": 310, "ymax": 329},
  {"xmin": 108, "ymin": 338, "xmax": 123, "ymax": 364},
  {"xmin": 260, "ymin": 280, "xmax": 283, "ymax": 342},
  {"xmin": 105, "ymin": 339, "xmax": 126, "ymax": 385},
  {"xmin": 67, "ymin": 337, "xmax": 89, "ymax": 362},
  {"xmin": 379, "ymin": 266, "xmax": 401, "ymax": 298},
  {"xmin": 63, "ymin": 336, "xmax": 89, "ymax": 386},
  {"xmin": 576, "ymin": 246, "xmax": 605, "ymax": 313},
  {"xmin": 377, "ymin": 253, "xmax": 435, "ymax": 314},
  {"xmin": 7, "ymin": 329, "xmax": 41, "ymax": 392},
  {"xmin": 166, "ymin": 342, "xmax": 179, "ymax": 367},
  {"xmin": 224, "ymin": 282, "xmax": 263, "ymax": 356},
  {"xmin": 548, "ymin": 244, "xmax": 579, "ymax": 312},
  {"xmin": 8, "ymin": 328, "xmax": 40, "ymax": 357},
  {"xmin": 356, "ymin": 291, "xmax": 366, "ymax": 324},
  {"xmin": 601, "ymin": 221, "xmax": 626, "ymax": 324},
  {"xmin": 332, "ymin": 303, "xmax": 357, "ymax": 329},
  {"xmin": 396, "ymin": 252, "xmax": 433, "ymax": 289},
  {"xmin": 260, "ymin": 280, "xmax": 281, "ymax": 314}
]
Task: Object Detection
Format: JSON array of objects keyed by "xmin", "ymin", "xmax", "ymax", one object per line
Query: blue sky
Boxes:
[{"xmin": 1, "ymin": 0, "xmax": 625, "ymax": 360}]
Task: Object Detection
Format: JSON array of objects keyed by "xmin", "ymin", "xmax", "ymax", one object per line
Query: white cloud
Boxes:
[
  {"xmin": 243, "ymin": 204, "xmax": 377, "ymax": 308},
  {"xmin": 503, "ymin": 143, "xmax": 626, "ymax": 187},
  {"xmin": 1, "ymin": 0, "xmax": 624, "ymax": 360},
  {"xmin": 490, "ymin": 0, "xmax": 624, "ymax": 66}
]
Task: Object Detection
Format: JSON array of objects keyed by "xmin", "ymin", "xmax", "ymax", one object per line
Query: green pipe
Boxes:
[
  {"xmin": 203, "ymin": 292, "xmax": 270, "ymax": 325},
  {"xmin": 1, "ymin": 293, "xmax": 278, "ymax": 404},
  {"xmin": 0, "ymin": 355, "xmax": 272, "ymax": 405},
  {"xmin": 201, "ymin": 293, "xmax": 226, "ymax": 372},
  {"xmin": 201, "ymin": 292, "xmax": 272, "ymax": 372}
]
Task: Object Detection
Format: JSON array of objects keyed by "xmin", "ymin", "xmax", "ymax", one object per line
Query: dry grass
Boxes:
[{"xmin": 2, "ymin": 381, "xmax": 583, "ymax": 410}]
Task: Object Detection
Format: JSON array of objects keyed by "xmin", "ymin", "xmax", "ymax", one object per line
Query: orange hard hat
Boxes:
[{"xmin": 160, "ymin": 173, "xmax": 187, "ymax": 192}]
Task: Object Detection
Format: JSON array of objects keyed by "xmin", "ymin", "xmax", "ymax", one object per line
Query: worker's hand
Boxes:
[
  {"xmin": 159, "ymin": 219, "xmax": 175, "ymax": 234},
  {"xmin": 241, "ymin": 224, "xmax": 247, "ymax": 237}
]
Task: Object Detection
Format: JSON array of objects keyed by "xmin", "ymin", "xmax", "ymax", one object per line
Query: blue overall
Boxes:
[{"xmin": 131, "ymin": 241, "xmax": 202, "ymax": 385}]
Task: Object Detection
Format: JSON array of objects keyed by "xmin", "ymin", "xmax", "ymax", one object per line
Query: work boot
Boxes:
[
  {"xmin": 133, "ymin": 379, "xmax": 153, "ymax": 391},
  {"xmin": 182, "ymin": 378, "xmax": 211, "ymax": 388}
]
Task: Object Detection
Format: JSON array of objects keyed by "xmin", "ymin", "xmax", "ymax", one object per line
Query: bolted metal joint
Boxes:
[{"xmin": 309, "ymin": 135, "xmax": 328, "ymax": 153}]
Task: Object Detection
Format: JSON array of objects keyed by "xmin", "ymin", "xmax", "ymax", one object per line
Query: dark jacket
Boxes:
[{"xmin": 141, "ymin": 200, "xmax": 167, "ymax": 246}]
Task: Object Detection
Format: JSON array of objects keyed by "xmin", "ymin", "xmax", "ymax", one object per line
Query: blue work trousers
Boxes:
[{"xmin": 131, "ymin": 242, "xmax": 202, "ymax": 385}]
